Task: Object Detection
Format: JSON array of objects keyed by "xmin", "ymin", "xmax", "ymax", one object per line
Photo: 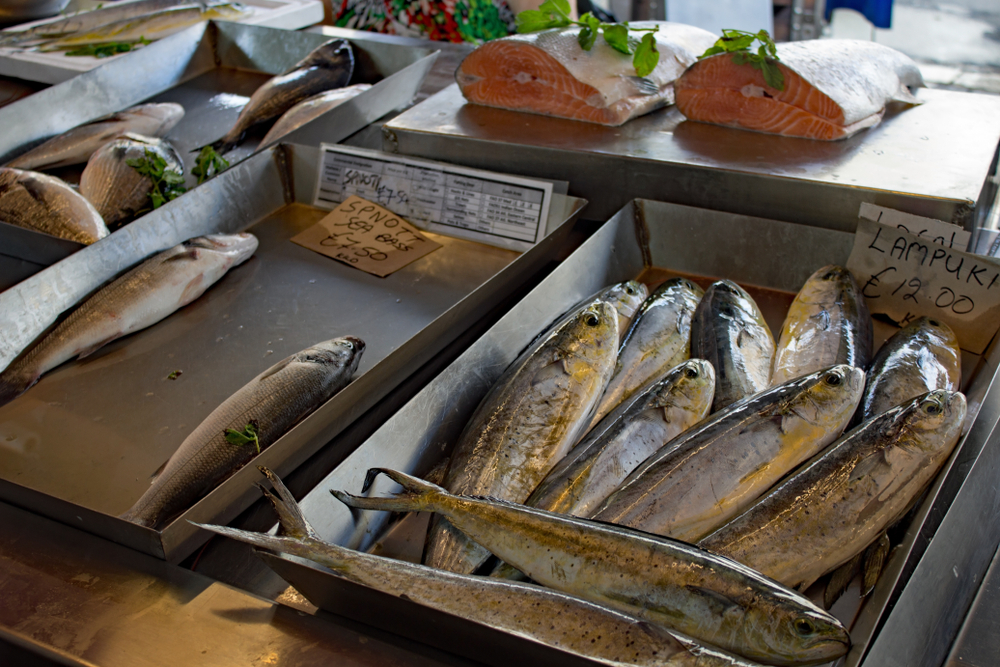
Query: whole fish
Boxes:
[
  {"xmin": 691, "ymin": 280, "xmax": 774, "ymax": 412},
  {"xmin": 424, "ymin": 300, "xmax": 618, "ymax": 574},
  {"xmin": 589, "ymin": 278, "xmax": 703, "ymax": 429},
  {"xmin": 79, "ymin": 133, "xmax": 183, "ymax": 227},
  {"xmin": 859, "ymin": 316, "xmax": 961, "ymax": 422},
  {"xmin": 196, "ymin": 468, "xmax": 766, "ymax": 667},
  {"xmin": 338, "ymin": 468, "xmax": 851, "ymax": 666},
  {"xmin": 675, "ymin": 40, "xmax": 924, "ymax": 141},
  {"xmin": 120, "ymin": 335, "xmax": 364, "ymax": 528},
  {"xmin": 700, "ymin": 390, "xmax": 966, "ymax": 590},
  {"xmin": 771, "ymin": 265, "xmax": 873, "ymax": 386},
  {"xmin": 259, "ymin": 84, "xmax": 371, "ymax": 146},
  {"xmin": 208, "ymin": 39, "xmax": 355, "ymax": 154},
  {"xmin": 0, "ymin": 234, "xmax": 258, "ymax": 407},
  {"xmin": 0, "ymin": 0, "xmax": 186, "ymax": 47},
  {"xmin": 5, "ymin": 103, "xmax": 185, "ymax": 171},
  {"xmin": 592, "ymin": 365, "xmax": 864, "ymax": 543},
  {"xmin": 456, "ymin": 22, "xmax": 719, "ymax": 126},
  {"xmin": 0, "ymin": 167, "xmax": 108, "ymax": 244}
]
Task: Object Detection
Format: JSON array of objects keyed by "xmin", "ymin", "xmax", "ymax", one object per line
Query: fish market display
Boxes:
[
  {"xmin": 455, "ymin": 22, "xmax": 718, "ymax": 126},
  {"xmin": 691, "ymin": 280, "xmax": 774, "ymax": 412},
  {"xmin": 0, "ymin": 0, "xmax": 186, "ymax": 47},
  {"xmin": 0, "ymin": 167, "xmax": 108, "ymax": 244},
  {"xmin": 120, "ymin": 335, "xmax": 364, "ymax": 528},
  {"xmin": 589, "ymin": 278, "xmax": 703, "ymax": 428},
  {"xmin": 0, "ymin": 234, "xmax": 258, "ymax": 408},
  {"xmin": 197, "ymin": 468, "xmax": 766, "ymax": 667},
  {"xmin": 339, "ymin": 468, "xmax": 851, "ymax": 666},
  {"xmin": 5, "ymin": 103, "xmax": 185, "ymax": 171},
  {"xmin": 700, "ymin": 390, "xmax": 966, "ymax": 590},
  {"xmin": 771, "ymin": 265, "xmax": 872, "ymax": 386},
  {"xmin": 79, "ymin": 133, "xmax": 183, "ymax": 227},
  {"xmin": 208, "ymin": 39, "xmax": 355, "ymax": 154},
  {"xmin": 592, "ymin": 365, "xmax": 864, "ymax": 543},
  {"xmin": 424, "ymin": 300, "xmax": 618, "ymax": 575},
  {"xmin": 674, "ymin": 40, "xmax": 924, "ymax": 140},
  {"xmin": 859, "ymin": 316, "xmax": 961, "ymax": 422},
  {"xmin": 260, "ymin": 84, "xmax": 371, "ymax": 146}
]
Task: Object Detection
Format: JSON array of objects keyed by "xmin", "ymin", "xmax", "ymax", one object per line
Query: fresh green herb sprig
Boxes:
[
  {"xmin": 225, "ymin": 421, "xmax": 260, "ymax": 453},
  {"xmin": 516, "ymin": 0, "xmax": 660, "ymax": 77},
  {"xmin": 699, "ymin": 29, "xmax": 784, "ymax": 91},
  {"xmin": 192, "ymin": 146, "xmax": 229, "ymax": 185},
  {"xmin": 65, "ymin": 36, "xmax": 149, "ymax": 58},
  {"xmin": 125, "ymin": 148, "xmax": 186, "ymax": 208},
  {"xmin": 167, "ymin": 370, "xmax": 182, "ymax": 380}
]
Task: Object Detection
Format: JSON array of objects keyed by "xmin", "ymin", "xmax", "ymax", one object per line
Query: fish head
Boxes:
[
  {"xmin": 296, "ymin": 39, "xmax": 354, "ymax": 72},
  {"xmin": 654, "ymin": 277, "xmax": 705, "ymax": 303},
  {"xmin": 786, "ymin": 364, "xmax": 865, "ymax": 426},
  {"xmin": 741, "ymin": 596, "xmax": 850, "ymax": 665},
  {"xmin": 298, "ymin": 336, "xmax": 366, "ymax": 374},
  {"xmin": 898, "ymin": 389, "xmax": 966, "ymax": 453},
  {"xmin": 910, "ymin": 316, "xmax": 960, "ymax": 354},
  {"xmin": 599, "ymin": 280, "xmax": 649, "ymax": 322},
  {"xmin": 205, "ymin": 3, "xmax": 254, "ymax": 21},
  {"xmin": 131, "ymin": 102, "xmax": 186, "ymax": 131},
  {"xmin": 186, "ymin": 233, "xmax": 259, "ymax": 266},
  {"xmin": 651, "ymin": 359, "xmax": 715, "ymax": 422},
  {"xmin": 555, "ymin": 300, "xmax": 619, "ymax": 376}
]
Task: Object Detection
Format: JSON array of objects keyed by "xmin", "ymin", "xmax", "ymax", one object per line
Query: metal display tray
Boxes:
[
  {"xmin": 252, "ymin": 199, "xmax": 1000, "ymax": 667},
  {"xmin": 0, "ymin": 142, "xmax": 587, "ymax": 562},
  {"xmin": 382, "ymin": 85, "xmax": 1000, "ymax": 233}
]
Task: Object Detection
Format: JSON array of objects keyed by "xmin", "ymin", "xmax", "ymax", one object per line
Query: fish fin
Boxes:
[
  {"xmin": 862, "ymin": 531, "xmax": 891, "ymax": 596},
  {"xmin": 738, "ymin": 461, "xmax": 771, "ymax": 486},
  {"xmin": 824, "ymin": 552, "xmax": 863, "ymax": 609},
  {"xmin": 149, "ymin": 458, "xmax": 170, "ymax": 483},
  {"xmin": 489, "ymin": 560, "xmax": 529, "ymax": 581},
  {"xmin": 531, "ymin": 354, "xmax": 570, "ymax": 387},
  {"xmin": 0, "ymin": 364, "xmax": 39, "ymax": 408},
  {"xmin": 684, "ymin": 585, "xmax": 742, "ymax": 616},
  {"xmin": 422, "ymin": 456, "xmax": 450, "ymax": 487},
  {"xmin": 75, "ymin": 339, "xmax": 116, "ymax": 360},
  {"xmin": 331, "ymin": 468, "xmax": 447, "ymax": 514},
  {"xmin": 165, "ymin": 248, "xmax": 201, "ymax": 262},
  {"xmin": 190, "ymin": 520, "xmax": 301, "ymax": 554},
  {"xmin": 257, "ymin": 466, "xmax": 318, "ymax": 540},
  {"xmin": 891, "ymin": 85, "xmax": 923, "ymax": 106},
  {"xmin": 257, "ymin": 356, "xmax": 296, "ymax": 382},
  {"xmin": 848, "ymin": 450, "xmax": 892, "ymax": 483},
  {"xmin": 629, "ymin": 76, "xmax": 660, "ymax": 95}
]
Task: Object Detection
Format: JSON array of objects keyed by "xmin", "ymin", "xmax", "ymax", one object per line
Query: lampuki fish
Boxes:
[
  {"xmin": 259, "ymin": 84, "xmax": 371, "ymax": 147},
  {"xmin": 0, "ymin": 234, "xmax": 258, "ymax": 407},
  {"xmin": 0, "ymin": 167, "xmax": 108, "ymax": 244},
  {"xmin": 0, "ymin": 0, "xmax": 185, "ymax": 47},
  {"xmin": 337, "ymin": 468, "xmax": 851, "ymax": 666},
  {"xmin": 121, "ymin": 335, "xmax": 364, "ymax": 528}
]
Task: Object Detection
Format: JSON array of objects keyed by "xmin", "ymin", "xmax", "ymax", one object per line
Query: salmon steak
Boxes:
[
  {"xmin": 456, "ymin": 22, "xmax": 718, "ymax": 126},
  {"xmin": 674, "ymin": 39, "xmax": 924, "ymax": 140}
]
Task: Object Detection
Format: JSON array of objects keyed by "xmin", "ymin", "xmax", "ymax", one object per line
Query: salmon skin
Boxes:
[
  {"xmin": 456, "ymin": 22, "xmax": 718, "ymax": 126},
  {"xmin": 674, "ymin": 39, "xmax": 924, "ymax": 140}
]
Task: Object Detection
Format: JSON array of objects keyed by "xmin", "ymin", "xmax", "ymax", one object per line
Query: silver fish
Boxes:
[
  {"xmin": 0, "ymin": 0, "xmax": 186, "ymax": 47},
  {"xmin": 121, "ymin": 335, "xmax": 364, "ymax": 528},
  {"xmin": 0, "ymin": 234, "xmax": 257, "ymax": 407},
  {"xmin": 0, "ymin": 167, "xmax": 108, "ymax": 244},
  {"xmin": 5, "ymin": 103, "xmax": 185, "ymax": 171},
  {"xmin": 260, "ymin": 84, "xmax": 372, "ymax": 146}
]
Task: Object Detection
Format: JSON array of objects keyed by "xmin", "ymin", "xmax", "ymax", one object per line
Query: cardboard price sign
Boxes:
[
  {"xmin": 858, "ymin": 203, "xmax": 971, "ymax": 251},
  {"xmin": 847, "ymin": 218, "xmax": 1000, "ymax": 354},
  {"xmin": 292, "ymin": 196, "xmax": 442, "ymax": 277}
]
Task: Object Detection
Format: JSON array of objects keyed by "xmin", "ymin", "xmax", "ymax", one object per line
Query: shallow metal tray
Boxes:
[
  {"xmin": 248, "ymin": 198, "xmax": 1000, "ymax": 667},
  {"xmin": 0, "ymin": 142, "xmax": 587, "ymax": 562},
  {"xmin": 382, "ymin": 85, "xmax": 1000, "ymax": 233}
]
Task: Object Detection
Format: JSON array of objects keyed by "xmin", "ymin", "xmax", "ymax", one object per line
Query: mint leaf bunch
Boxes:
[
  {"xmin": 125, "ymin": 148, "xmax": 186, "ymax": 209},
  {"xmin": 192, "ymin": 145, "xmax": 229, "ymax": 185},
  {"xmin": 699, "ymin": 29, "xmax": 784, "ymax": 91},
  {"xmin": 516, "ymin": 0, "xmax": 660, "ymax": 77}
]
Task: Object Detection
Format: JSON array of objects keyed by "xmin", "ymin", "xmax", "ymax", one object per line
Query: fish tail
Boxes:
[
  {"xmin": 489, "ymin": 560, "xmax": 528, "ymax": 581},
  {"xmin": 331, "ymin": 468, "xmax": 447, "ymax": 514},
  {"xmin": 0, "ymin": 364, "xmax": 39, "ymax": 408},
  {"xmin": 191, "ymin": 520, "xmax": 302, "ymax": 554},
  {"xmin": 256, "ymin": 465, "xmax": 317, "ymax": 540}
]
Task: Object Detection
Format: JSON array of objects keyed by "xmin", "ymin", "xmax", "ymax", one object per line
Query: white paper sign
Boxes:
[{"xmin": 859, "ymin": 203, "xmax": 971, "ymax": 251}]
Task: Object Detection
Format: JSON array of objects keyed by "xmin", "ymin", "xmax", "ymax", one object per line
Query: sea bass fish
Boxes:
[
  {"xmin": 700, "ymin": 390, "xmax": 966, "ymax": 590},
  {"xmin": 0, "ymin": 0, "xmax": 186, "ymax": 47},
  {"xmin": 592, "ymin": 365, "xmax": 864, "ymax": 543},
  {"xmin": 208, "ymin": 39, "xmax": 355, "ymax": 154},
  {"xmin": 338, "ymin": 468, "xmax": 851, "ymax": 666},
  {"xmin": 424, "ymin": 301, "xmax": 618, "ymax": 574},
  {"xmin": 5, "ymin": 103, "xmax": 184, "ymax": 171},
  {"xmin": 260, "ymin": 84, "xmax": 371, "ymax": 147},
  {"xmin": 771, "ymin": 265, "xmax": 873, "ymax": 386},
  {"xmin": 121, "ymin": 335, "xmax": 364, "ymax": 528},
  {"xmin": 456, "ymin": 22, "xmax": 719, "ymax": 126},
  {"xmin": 0, "ymin": 234, "xmax": 257, "ymax": 407},
  {"xmin": 0, "ymin": 167, "xmax": 108, "ymax": 244},
  {"xmin": 674, "ymin": 39, "xmax": 924, "ymax": 141}
]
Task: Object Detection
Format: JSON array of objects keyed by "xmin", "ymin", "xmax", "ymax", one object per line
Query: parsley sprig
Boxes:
[
  {"xmin": 192, "ymin": 145, "xmax": 229, "ymax": 185},
  {"xmin": 125, "ymin": 149, "xmax": 186, "ymax": 209},
  {"xmin": 700, "ymin": 29, "xmax": 784, "ymax": 91},
  {"xmin": 65, "ymin": 36, "xmax": 149, "ymax": 58},
  {"xmin": 516, "ymin": 0, "xmax": 660, "ymax": 77},
  {"xmin": 225, "ymin": 421, "xmax": 261, "ymax": 453}
]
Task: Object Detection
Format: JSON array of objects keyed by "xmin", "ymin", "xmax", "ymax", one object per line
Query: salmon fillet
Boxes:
[
  {"xmin": 674, "ymin": 40, "xmax": 924, "ymax": 140},
  {"xmin": 456, "ymin": 22, "xmax": 718, "ymax": 126}
]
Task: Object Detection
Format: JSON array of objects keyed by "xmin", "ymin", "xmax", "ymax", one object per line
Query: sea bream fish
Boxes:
[
  {"xmin": 0, "ymin": 234, "xmax": 258, "ymax": 407},
  {"xmin": 121, "ymin": 335, "xmax": 364, "ymax": 528},
  {"xmin": 456, "ymin": 22, "xmax": 718, "ymax": 126},
  {"xmin": 674, "ymin": 39, "xmax": 925, "ymax": 140},
  {"xmin": 260, "ymin": 84, "xmax": 371, "ymax": 147},
  {"xmin": 0, "ymin": 167, "xmax": 108, "ymax": 244}
]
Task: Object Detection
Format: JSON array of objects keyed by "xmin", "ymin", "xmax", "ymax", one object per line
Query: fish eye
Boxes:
[
  {"xmin": 685, "ymin": 367, "xmax": 698, "ymax": 378},
  {"xmin": 925, "ymin": 401, "xmax": 943, "ymax": 415},
  {"xmin": 928, "ymin": 319, "xmax": 940, "ymax": 327},
  {"xmin": 825, "ymin": 372, "xmax": 843, "ymax": 386},
  {"xmin": 626, "ymin": 285, "xmax": 637, "ymax": 295},
  {"xmin": 793, "ymin": 618, "xmax": 816, "ymax": 637},
  {"xmin": 584, "ymin": 313, "xmax": 600, "ymax": 327}
]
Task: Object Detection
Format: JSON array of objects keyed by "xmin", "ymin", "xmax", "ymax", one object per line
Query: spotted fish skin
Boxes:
[{"xmin": 0, "ymin": 167, "xmax": 108, "ymax": 244}]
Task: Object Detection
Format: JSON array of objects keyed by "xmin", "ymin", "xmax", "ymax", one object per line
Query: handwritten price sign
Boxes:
[{"xmin": 292, "ymin": 196, "xmax": 442, "ymax": 277}]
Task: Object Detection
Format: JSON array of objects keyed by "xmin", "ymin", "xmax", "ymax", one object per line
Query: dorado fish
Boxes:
[
  {"xmin": 771, "ymin": 265, "xmax": 873, "ymax": 386},
  {"xmin": 700, "ymin": 390, "xmax": 966, "ymax": 590},
  {"xmin": 691, "ymin": 280, "xmax": 774, "ymax": 412},
  {"xmin": 0, "ymin": 0, "xmax": 186, "ymax": 47},
  {"xmin": 259, "ymin": 84, "xmax": 371, "ymax": 146},
  {"xmin": 589, "ymin": 278, "xmax": 703, "ymax": 429},
  {"xmin": 674, "ymin": 40, "xmax": 924, "ymax": 141},
  {"xmin": 424, "ymin": 300, "xmax": 618, "ymax": 574},
  {"xmin": 79, "ymin": 133, "xmax": 183, "ymax": 227},
  {"xmin": 598, "ymin": 279, "xmax": 649, "ymax": 340},
  {"xmin": 0, "ymin": 167, "xmax": 108, "ymax": 244},
  {"xmin": 207, "ymin": 39, "xmax": 355, "ymax": 154},
  {"xmin": 121, "ymin": 335, "xmax": 364, "ymax": 528},
  {"xmin": 456, "ymin": 22, "xmax": 719, "ymax": 126},
  {"xmin": 338, "ymin": 468, "xmax": 851, "ymax": 666},
  {"xmin": 5, "ymin": 103, "xmax": 185, "ymax": 171},
  {"xmin": 0, "ymin": 234, "xmax": 258, "ymax": 407},
  {"xmin": 592, "ymin": 365, "xmax": 864, "ymax": 543}
]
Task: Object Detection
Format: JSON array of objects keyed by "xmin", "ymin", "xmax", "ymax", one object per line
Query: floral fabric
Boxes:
[{"xmin": 333, "ymin": 0, "xmax": 516, "ymax": 43}]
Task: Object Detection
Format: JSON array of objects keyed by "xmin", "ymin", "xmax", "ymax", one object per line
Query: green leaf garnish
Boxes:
[
  {"xmin": 699, "ymin": 28, "xmax": 784, "ymax": 91},
  {"xmin": 633, "ymin": 32, "xmax": 659, "ymax": 78},
  {"xmin": 167, "ymin": 370, "xmax": 182, "ymax": 380},
  {"xmin": 224, "ymin": 421, "xmax": 260, "ymax": 453},
  {"xmin": 192, "ymin": 145, "xmax": 229, "ymax": 185},
  {"xmin": 65, "ymin": 36, "xmax": 149, "ymax": 58},
  {"xmin": 126, "ymin": 148, "xmax": 186, "ymax": 208}
]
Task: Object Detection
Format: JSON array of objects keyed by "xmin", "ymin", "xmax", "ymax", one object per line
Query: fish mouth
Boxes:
[
  {"xmin": 340, "ymin": 336, "xmax": 366, "ymax": 353},
  {"xmin": 189, "ymin": 233, "xmax": 259, "ymax": 261}
]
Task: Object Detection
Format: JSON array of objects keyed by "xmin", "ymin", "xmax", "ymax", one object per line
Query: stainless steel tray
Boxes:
[
  {"xmin": 250, "ymin": 198, "xmax": 1000, "ymax": 667},
  {"xmin": 0, "ymin": 143, "xmax": 587, "ymax": 562},
  {"xmin": 382, "ymin": 85, "xmax": 1000, "ymax": 232}
]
